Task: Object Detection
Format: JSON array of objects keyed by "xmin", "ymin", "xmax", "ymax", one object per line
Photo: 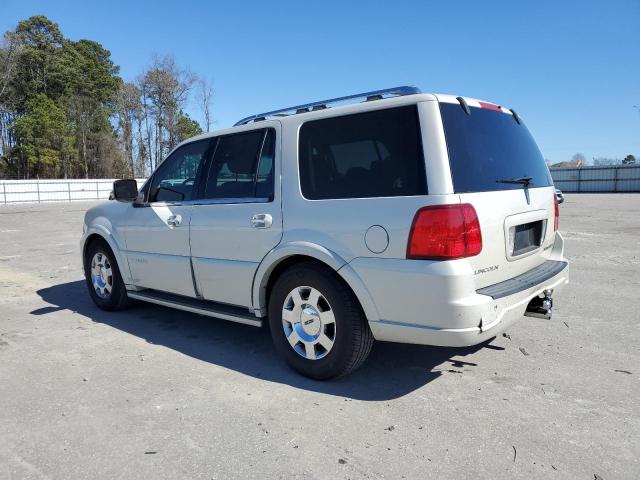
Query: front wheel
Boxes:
[
  {"xmin": 84, "ymin": 239, "xmax": 130, "ymax": 311},
  {"xmin": 268, "ymin": 263, "xmax": 374, "ymax": 380}
]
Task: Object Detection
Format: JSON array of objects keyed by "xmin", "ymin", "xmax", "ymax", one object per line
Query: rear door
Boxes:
[
  {"xmin": 438, "ymin": 99, "xmax": 556, "ymax": 288},
  {"xmin": 189, "ymin": 125, "xmax": 282, "ymax": 307}
]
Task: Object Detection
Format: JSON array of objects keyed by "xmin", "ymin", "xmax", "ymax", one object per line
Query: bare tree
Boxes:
[
  {"xmin": 593, "ymin": 157, "xmax": 622, "ymax": 166},
  {"xmin": 134, "ymin": 102, "xmax": 148, "ymax": 176},
  {"xmin": 92, "ymin": 130, "xmax": 130, "ymax": 178},
  {"xmin": 116, "ymin": 82, "xmax": 141, "ymax": 175},
  {"xmin": 68, "ymin": 95, "xmax": 92, "ymax": 178},
  {"xmin": 0, "ymin": 30, "xmax": 23, "ymax": 157},
  {"xmin": 570, "ymin": 153, "xmax": 586, "ymax": 166},
  {"xmin": 0, "ymin": 31, "xmax": 22, "ymax": 103},
  {"xmin": 196, "ymin": 76, "xmax": 213, "ymax": 132},
  {"xmin": 139, "ymin": 80, "xmax": 154, "ymax": 171},
  {"xmin": 140, "ymin": 54, "xmax": 195, "ymax": 166}
]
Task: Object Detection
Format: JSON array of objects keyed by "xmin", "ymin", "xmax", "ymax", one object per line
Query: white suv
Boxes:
[{"xmin": 81, "ymin": 87, "xmax": 569, "ymax": 379}]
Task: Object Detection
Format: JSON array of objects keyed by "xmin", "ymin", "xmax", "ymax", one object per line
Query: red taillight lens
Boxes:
[
  {"xmin": 407, "ymin": 204, "xmax": 482, "ymax": 260},
  {"xmin": 553, "ymin": 192, "xmax": 559, "ymax": 231}
]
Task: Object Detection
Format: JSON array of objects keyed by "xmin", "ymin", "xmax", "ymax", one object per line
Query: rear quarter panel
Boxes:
[{"xmin": 277, "ymin": 98, "xmax": 455, "ymax": 263}]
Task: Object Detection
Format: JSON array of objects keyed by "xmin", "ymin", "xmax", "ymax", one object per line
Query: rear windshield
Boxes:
[{"xmin": 439, "ymin": 102, "xmax": 552, "ymax": 193}]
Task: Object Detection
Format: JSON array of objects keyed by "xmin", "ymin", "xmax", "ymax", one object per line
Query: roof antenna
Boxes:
[{"xmin": 456, "ymin": 97, "xmax": 471, "ymax": 115}]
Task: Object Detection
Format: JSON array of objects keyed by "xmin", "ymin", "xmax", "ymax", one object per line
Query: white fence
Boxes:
[
  {"xmin": 5, "ymin": 167, "xmax": 637, "ymax": 204},
  {"xmin": 0, "ymin": 179, "xmax": 147, "ymax": 204}
]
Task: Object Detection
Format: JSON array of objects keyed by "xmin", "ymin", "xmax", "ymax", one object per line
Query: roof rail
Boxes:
[{"xmin": 234, "ymin": 86, "xmax": 421, "ymax": 126}]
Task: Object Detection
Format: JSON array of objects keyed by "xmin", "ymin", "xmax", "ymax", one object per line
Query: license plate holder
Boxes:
[{"xmin": 510, "ymin": 220, "xmax": 544, "ymax": 256}]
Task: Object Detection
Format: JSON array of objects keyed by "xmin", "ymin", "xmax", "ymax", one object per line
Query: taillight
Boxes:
[
  {"xmin": 553, "ymin": 192, "xmax": 559, "ymax": 231},
  {"xmin": 407, "ymin": 204, "xmax": 482, "ymax": 260}
]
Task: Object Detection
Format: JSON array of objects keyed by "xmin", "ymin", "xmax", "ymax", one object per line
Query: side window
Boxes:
[
  {"xmin": 149, "ymin": 140, "xmax": 210, "ymax": 202},
  {"xmin": 204, "ymin": 128, "xmax": 275, "ymax": 200},
  {"xmin": 255, "ymin": 129, "xmax": 275, "ymax": 199},
  {"xmin": 299, "ymin": 106, "xmax": 427, "ymax": 200}
]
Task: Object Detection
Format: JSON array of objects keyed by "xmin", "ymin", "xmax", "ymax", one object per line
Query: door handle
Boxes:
[
  {"xmin": 250, "ymin": 213, "xmax": 272, "ymax": 229},
  {"xmin": 167, "ymin": 214, "xmax": 182, "ymax": 227}
]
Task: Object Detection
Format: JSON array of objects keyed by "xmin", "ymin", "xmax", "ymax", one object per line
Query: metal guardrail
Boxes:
[{"xmin": 1, "ymin": 179, "xmax": 147, "ymax": 204}]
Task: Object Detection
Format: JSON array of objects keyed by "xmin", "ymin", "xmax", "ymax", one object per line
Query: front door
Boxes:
[
  {"xmin": 190, "ymin": 125, "xmax": 283, "ymax": 307},
  {"xmin": 121, "ymin": 138, "xmax": 212, "ymax": 297}
]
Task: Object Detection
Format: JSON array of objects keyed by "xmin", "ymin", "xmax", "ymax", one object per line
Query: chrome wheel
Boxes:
[
  {"xmin": 282, "ymin": 286, "xmax": 336, "ymax": 360},
  {"xmin": 90, "ymin": 252, "xmax": 113, "ymax": 299}
]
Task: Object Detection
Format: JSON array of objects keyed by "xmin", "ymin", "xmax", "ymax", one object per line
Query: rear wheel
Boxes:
[
  {"xmin": 84, "ymin": 239, "xmax": 130, "ymax": 311},
  {"xmin": 268, "ymin": 263, "xmax": 373, "ymax": 379}
]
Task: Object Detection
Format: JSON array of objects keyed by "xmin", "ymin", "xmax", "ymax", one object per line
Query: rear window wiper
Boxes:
[{"xmin": 496, "ymin": 176, "xmax": 533, "ymax": 187}]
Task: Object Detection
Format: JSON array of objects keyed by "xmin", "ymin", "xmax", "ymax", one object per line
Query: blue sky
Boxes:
[{"xmin": 3, "ymin": 0, "xmax": 639, "ymax": 164}]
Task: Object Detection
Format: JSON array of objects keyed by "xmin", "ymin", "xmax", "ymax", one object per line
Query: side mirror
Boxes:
[{"xmin": 112, "ymin": 179, "xmax": 138, "ymax": 202}]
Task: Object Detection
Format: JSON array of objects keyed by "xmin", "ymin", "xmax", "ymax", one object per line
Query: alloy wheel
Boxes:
[
  {"xmin": 90, "ymin": 252, "xmax": 113, "ymax": 299},
  {"xmin": 281, "ymin": 286, "xmax": 336, "ymax": 360}
]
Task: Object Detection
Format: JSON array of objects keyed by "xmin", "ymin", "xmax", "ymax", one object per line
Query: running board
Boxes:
[{"xmin": 127, "ymin": 290, "xmax": 263, "ymax": 327}]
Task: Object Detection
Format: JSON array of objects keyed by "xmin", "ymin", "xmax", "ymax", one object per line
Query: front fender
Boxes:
[
  {"xmin": 251, "ymin": 241, "xmax": 380, "ymax": 322},
  {"xmin": 81, "ymin": 219, "xmax": 132, "ymax": 285}
]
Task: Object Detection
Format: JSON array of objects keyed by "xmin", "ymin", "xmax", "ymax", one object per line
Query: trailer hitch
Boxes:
[{"xmin": 524, "ymin": 289, "xmax": 553, "ymax": 320}]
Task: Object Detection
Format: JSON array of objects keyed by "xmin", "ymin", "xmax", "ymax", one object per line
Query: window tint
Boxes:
[
  {"xmin": 255, "ymin": 129, "xmax": 275, "ymax": 199},
  {"xmin": 299, "ymin": 106, "xmax": 427, "ymax": 200},
  {"xmin": 440, "ymin": 102, "xmax": 553, "ymax": 193},
  {"xmin": 204, "ymin": 129, "xmax": 274, "ymax": 200},
  {"xmin": 149, "ymin": 140, "xmax": 210, "ymax": 202}
]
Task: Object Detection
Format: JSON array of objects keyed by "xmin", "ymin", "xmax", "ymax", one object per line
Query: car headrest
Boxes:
[{"xmin": 224, "ymin": 153, "xmax": 256, "ymax": 175}]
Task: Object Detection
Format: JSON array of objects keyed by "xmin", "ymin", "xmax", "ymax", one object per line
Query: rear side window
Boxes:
[
  {"xmin": 440, "ymin": 102, "xmax": 553, "ymax": 193},
  {"xmin": 255, "ymin": 129, "xmax": 275, "ymax": 198},
  {"xmin": 299, "ymin": 106, "xmax": 427, "ymax": 199},
  {"xmin": 204, "ymin": 129, "xmax": 275, "ymax": 200}
]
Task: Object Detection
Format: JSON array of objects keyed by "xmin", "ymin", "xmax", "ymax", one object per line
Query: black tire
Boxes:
[
  {"xmin": 268, "ymin": 262, "xmax": 374, "ymax": 380},
  {"xmin": 84, "ymin": 238, "xmax": 131, "ymax": 311}
]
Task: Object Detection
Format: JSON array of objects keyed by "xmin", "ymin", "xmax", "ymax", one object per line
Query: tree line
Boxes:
[
  {"xmin": 548, "ymin": 152, "xmax": 637, "ymax": 168},
  {"xmin": 0, "ymin": 16, "xmax": 212, "ymax": 179},
  {"xmin": 571, "ymin": 153, "xmax": 637, "ymax": 167}
]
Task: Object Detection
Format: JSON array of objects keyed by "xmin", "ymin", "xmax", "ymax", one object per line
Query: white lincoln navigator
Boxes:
[{"xmin": 81, "ymin": 86, "xmax": 569, "ymax": 379}]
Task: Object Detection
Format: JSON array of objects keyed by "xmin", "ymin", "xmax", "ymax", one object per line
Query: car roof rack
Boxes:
[{"xmin": 234, "ymin": 86, "xmax": 421, "ymax": 126}]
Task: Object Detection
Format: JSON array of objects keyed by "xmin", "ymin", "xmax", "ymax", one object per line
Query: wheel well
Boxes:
[
  {"xmin": 263, "ymin": 255, "xmax": 362, "ymax": 315},
  {"xmin": 83, "ymin": 234, "xmax": 109, "ymax": 268}
]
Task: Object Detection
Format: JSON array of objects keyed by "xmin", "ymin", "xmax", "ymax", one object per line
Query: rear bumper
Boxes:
[{"xmin": 351, "ymin": 233, "xmax": 569, "ymax": 347}]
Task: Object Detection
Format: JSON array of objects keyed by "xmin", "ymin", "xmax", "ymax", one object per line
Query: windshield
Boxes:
[{"xmin": 439, "ymin": 102, "xmax": 552, "ymax": 193}]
